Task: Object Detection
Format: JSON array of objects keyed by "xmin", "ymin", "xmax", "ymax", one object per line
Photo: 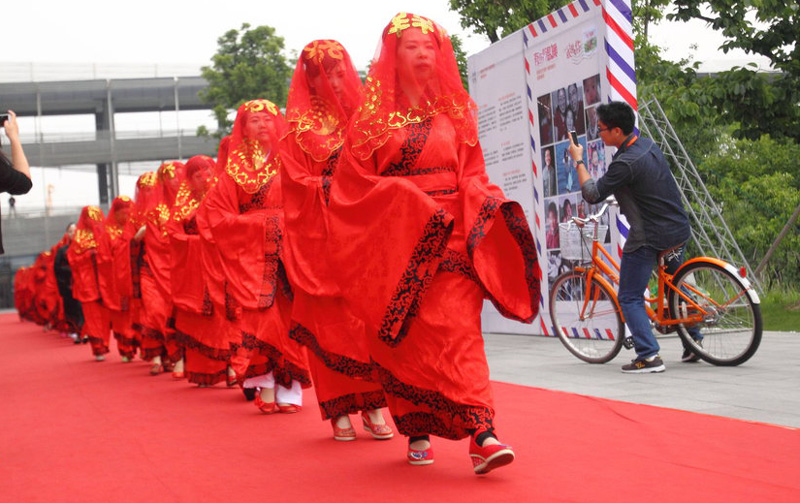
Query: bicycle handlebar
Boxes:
[{"xmin": 570, "ymin": 196, "xmax": 617, "ymax": 228}]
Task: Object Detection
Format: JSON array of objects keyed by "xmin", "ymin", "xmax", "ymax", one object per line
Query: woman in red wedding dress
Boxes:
[
  {"xmin": 193, "ymin": 137, "xmax": 241, "ymax": 389},
  {"xmin": 67, "ymin": 205, "xmax": 111, "ymax": 361},
  {"xmin": 125, "ymin": 172, "xmax": 160, "ymax": 365},
  {"xmin": 282, "ymin": 39, "xmax": 392, "ymax": 441},
  {"xmin": 199, "ymin": 100, "xmax": 310, "ymax": 413},
  {"xmin": 98, "ymin": 195, "xmax": 139, "ymax": 362},
  {"xmin": 138, "ymin": 162, "xmax": 186, "ymax": 376},
  {"xmin": 327, "ymin": 13, "xmax": 541, "ymax": 474},
  {"xmin": 169, "ymin": 155, "xmax": 232, "ymax": 387}
]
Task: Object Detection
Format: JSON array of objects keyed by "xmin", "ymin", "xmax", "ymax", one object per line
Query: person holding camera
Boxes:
[
  {"xmin": 568, "ymin": 101, "xmax": 700, "ymax": 373},
  {"xmin": 1, "ymin": 110, "xmax": 33, "ymax": 254}
]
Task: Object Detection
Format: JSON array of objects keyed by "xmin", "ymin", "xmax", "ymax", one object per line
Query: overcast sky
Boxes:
[
  {"xmin": 5, "ymin": 0, "xmax": 770, "ymax": 72},
  {"xmin": 3, "ymin": 1, "xmax": 771, "ymax": 212},
  {"xmin": 5, "ymin": 1, "xmax": 485, "ymax": 72}
]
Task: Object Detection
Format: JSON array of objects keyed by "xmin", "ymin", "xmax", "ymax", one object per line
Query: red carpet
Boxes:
[{"xmin": 1, "ymin": 312, "xmax": 798, "ymax": 502}]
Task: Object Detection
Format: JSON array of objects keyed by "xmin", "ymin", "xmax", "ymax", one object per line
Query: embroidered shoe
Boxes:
[
  {"xmin": 361, "ymin": 412, "xmax": 394, "ymax": 440},
  {"xmin": 621, "ymin": 355, "xmax": 666, "ymax": 373},
  {"xmin": 469, "ymin": 436, "xmax": 515, "ymax": 475},
  {"xmin": 254, "ymin": 395, "xmax": 278, "ymax": 414},
  {"xmin": 407, "ymin": 446, "xmax": 434, "ymax": 466},
  {"xmin": 278, "ymin": 403, "xmax": 301, "ymax": 414},
  {"xmin": 332, "ymin": 419, "xmax": 357, "ymax": 442}
]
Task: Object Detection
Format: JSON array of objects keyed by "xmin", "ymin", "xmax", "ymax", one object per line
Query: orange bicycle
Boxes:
[{"xmin": 548, "ymin": 198, "xmax": 762, "ymax": 365}]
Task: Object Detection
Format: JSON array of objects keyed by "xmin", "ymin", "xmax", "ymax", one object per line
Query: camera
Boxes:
[{"xmin": 0, "ymin": 113, "xmax": 9, "ymax": 126}]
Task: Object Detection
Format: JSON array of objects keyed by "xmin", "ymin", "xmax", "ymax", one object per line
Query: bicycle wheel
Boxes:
[
  {"xmin": 669, "ymin": 260, "xmax": 762, "ymax": 366},
  {"xmin": 549, "ymin": 271, "xmax": 625, "ymax": 363}
]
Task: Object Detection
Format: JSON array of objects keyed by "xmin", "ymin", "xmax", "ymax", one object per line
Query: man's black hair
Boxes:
[{"xmin": 596, "ymin": 101, "xmax": 635, "ymax": 135}]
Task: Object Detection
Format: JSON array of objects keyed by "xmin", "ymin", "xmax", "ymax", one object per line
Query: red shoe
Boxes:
[
  {"xmin": 407, "ymin": 445, "xmax": 434, "ymax": 466},
  {"xmin": 278, "ymin": 403, "xmax": 301, "ymax": 414},
  {"xmin": 331, "ymin": 419, "xmax": 357, "ymax": 441},
  {"xmin": 226, "ymin": 373, "xmax": 238, "ymax": 388},
  {"xmin": 469, "ymin": 436, "xmax": 515, "ymax": 475},
  {"xmin": 361, "ymin": 412, "xmax": 394, "ymax": 440},
  {"xmin": 172, "ymin": 371, "xmax": 185, "ymax": 379},
  {"xmin": 254, "ymin": 395, "xmax": 277, "ymax": 415}
]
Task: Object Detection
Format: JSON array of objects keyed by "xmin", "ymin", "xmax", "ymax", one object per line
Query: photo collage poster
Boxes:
[
  {"xmin": 468, "ymin": 1, "xmax": 627, "ymax": 335},
  {"xmin": 526, "ymin": 12, "xmax": 614, "ymax": 292}
]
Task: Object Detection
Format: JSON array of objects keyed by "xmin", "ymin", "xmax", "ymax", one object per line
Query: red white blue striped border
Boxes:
[
  {"xmin": 522, "ymin": 0, "xmax": 637, "ymax": 326},
  {"xmin": 522, "ymin": 30, "xmax": 546, "ymax": 316},
  {"xmin": 526, "ymin": 0, "xmax": 602, "ymax": 38}
]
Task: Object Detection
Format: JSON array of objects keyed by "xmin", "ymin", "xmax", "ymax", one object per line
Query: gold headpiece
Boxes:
[
  {"xmin": 302, "ymin": 40, "xmax": 345, "ymax": 64},
  {"xmin": 244, "ymin": 99, "xmax": 279, "ymax": 116},
  {"xmin": 137, "ymin": 172, "xmax": 158, "ymax": 188},
  {"xmin": 158, "ymin": 162, "xmax": 178, "ymax": 180},
  {"xmin": 87, "ymin": 206, "xmax": 103, "ymax": 221},
  {"xmin": 387, "ymin": 12, "xmax": 436, "ymax": 36}
]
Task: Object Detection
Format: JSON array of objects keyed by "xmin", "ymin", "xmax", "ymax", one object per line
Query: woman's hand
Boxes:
[
  {"xmin": 3, "ymin": 110, "xmax": 21, "ymax": 143},
  {"xmin": 3, "ymin": 110, "xmax": 31, "ymax": 180}
]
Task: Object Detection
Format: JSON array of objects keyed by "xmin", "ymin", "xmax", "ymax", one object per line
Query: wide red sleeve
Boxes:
[
  {"xmin": 168, "ymin": 217, "xmax": 205, "ymax": 313},
  {"xmin": 143, "ymin": 215, "xmax": 173, "ymax": 295},
  {"xmin": 67, "ymin": 249, "xmax": 101, "ymax": 303},
  {"xmin": 280, "ymin": 139, "xmax": 339, "ymax": 298},
  {"xmin": 195, "ymin": 198, "xmax": 225, "ymax": 309},
  {"xmin": 202, "ymin": 174, "xmax": 282, "ymax": 310},
  {"xmin": 110, "ymin": 236, "xmax": 133, "ymax": 309},
  {"xmin": 327, "ymin": 145, "xmax": 454, "ymax": 347},
  {"xmin": 458, "ymin": 142, "xmax": 542, "ymax": 323}
]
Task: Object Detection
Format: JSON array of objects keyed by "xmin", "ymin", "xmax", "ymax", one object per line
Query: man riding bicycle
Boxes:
[{"xmin": 568, "ymin": 101, "xmax": 701, "ymax": 373}]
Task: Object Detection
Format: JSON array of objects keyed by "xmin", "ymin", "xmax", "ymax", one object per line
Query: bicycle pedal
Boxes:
[{"xmin": 622, "ymin": 337, "xmax": 635, "ymax": 349}]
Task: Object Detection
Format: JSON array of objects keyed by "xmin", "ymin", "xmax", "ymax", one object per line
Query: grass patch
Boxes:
[{"xmin": 759, "ymin": 289, "xmax": 800, "ymax": 332}]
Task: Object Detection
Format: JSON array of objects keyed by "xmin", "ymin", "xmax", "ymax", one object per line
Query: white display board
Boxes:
[{"xmin": 469, "ymin": 0, "xmax": 637, "ymax": 335}]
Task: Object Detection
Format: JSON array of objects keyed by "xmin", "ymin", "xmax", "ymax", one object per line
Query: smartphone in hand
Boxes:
[
  {"xmin": 0, "ymin": 114, "xmax": 9, "ymax": 126},
  {"xmin": 569, "ymin": 130, "xmax": 579, "ymax": 144}
]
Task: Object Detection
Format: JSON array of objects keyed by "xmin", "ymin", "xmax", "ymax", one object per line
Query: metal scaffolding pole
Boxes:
[{"xmin": 637, "ymin": 96, "xmax": 760, "ymax": 290}]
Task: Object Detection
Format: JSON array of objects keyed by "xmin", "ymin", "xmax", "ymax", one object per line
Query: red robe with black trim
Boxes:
[
  {"xmin": 170, "ymin": 183, "xmax": 232, "ymax": 385},
  {"xmin": 201, "ymin": 169, "xmax": 310, "ymax": 386},
  {"xmin": 282, "ymin": 137, "xmax": 387, "ymax": 420},
  {"xmin": 328, "ymin": 114, "xmax": 541, "ymax": 439}
]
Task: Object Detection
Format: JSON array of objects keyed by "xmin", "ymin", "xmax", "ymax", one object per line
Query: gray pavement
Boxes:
[{"xmin": 484, "ymin": 330, "xmax": 800, "ymax": 428}]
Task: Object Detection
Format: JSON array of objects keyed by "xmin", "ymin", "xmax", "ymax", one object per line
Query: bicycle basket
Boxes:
[{"xmin": 558, "ymin": 222, "xmax": 608, "ymax": 261}]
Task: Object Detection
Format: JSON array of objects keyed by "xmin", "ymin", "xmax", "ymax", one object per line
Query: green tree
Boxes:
[
  {"xmin": 198, "ymin": 23, "xmax": 293, "ymax": 140},
  {"xmin": 690, "ymin": 135, "xmax": 800, "ymax": 287},
  {"xmin": 668, "ymin": 0, "xmax": 800, "ymax": 141},
  {"xmin": 633, "ymin": 0, "xmax": 672, "ymax": 41},
  {"xmin": 450, "ymin": 34, "xmax": 469, "ymax": 89},
  {"xmin": 630, "ymin": 0, "xmax": 729, "ymax": 163},
  {"xmin": 449, "ymin": 0, "xmax": 570, "ymax": 43}
]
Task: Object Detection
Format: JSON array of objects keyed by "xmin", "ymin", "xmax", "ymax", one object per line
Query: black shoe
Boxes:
[
  {"xmin": 682, "ymin": 341, "xmax": 703, "ymax": 363},
  {"xmin": 242, "ymin": 387, "xmax": 257, "ymax": 401},
  {"xmin": 81, "ymin": 337, "xmax": 90, "ymax": 344},
  {"xmin": 621, "ymin": 355, "xmax": 666, "ymax": 374}
]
